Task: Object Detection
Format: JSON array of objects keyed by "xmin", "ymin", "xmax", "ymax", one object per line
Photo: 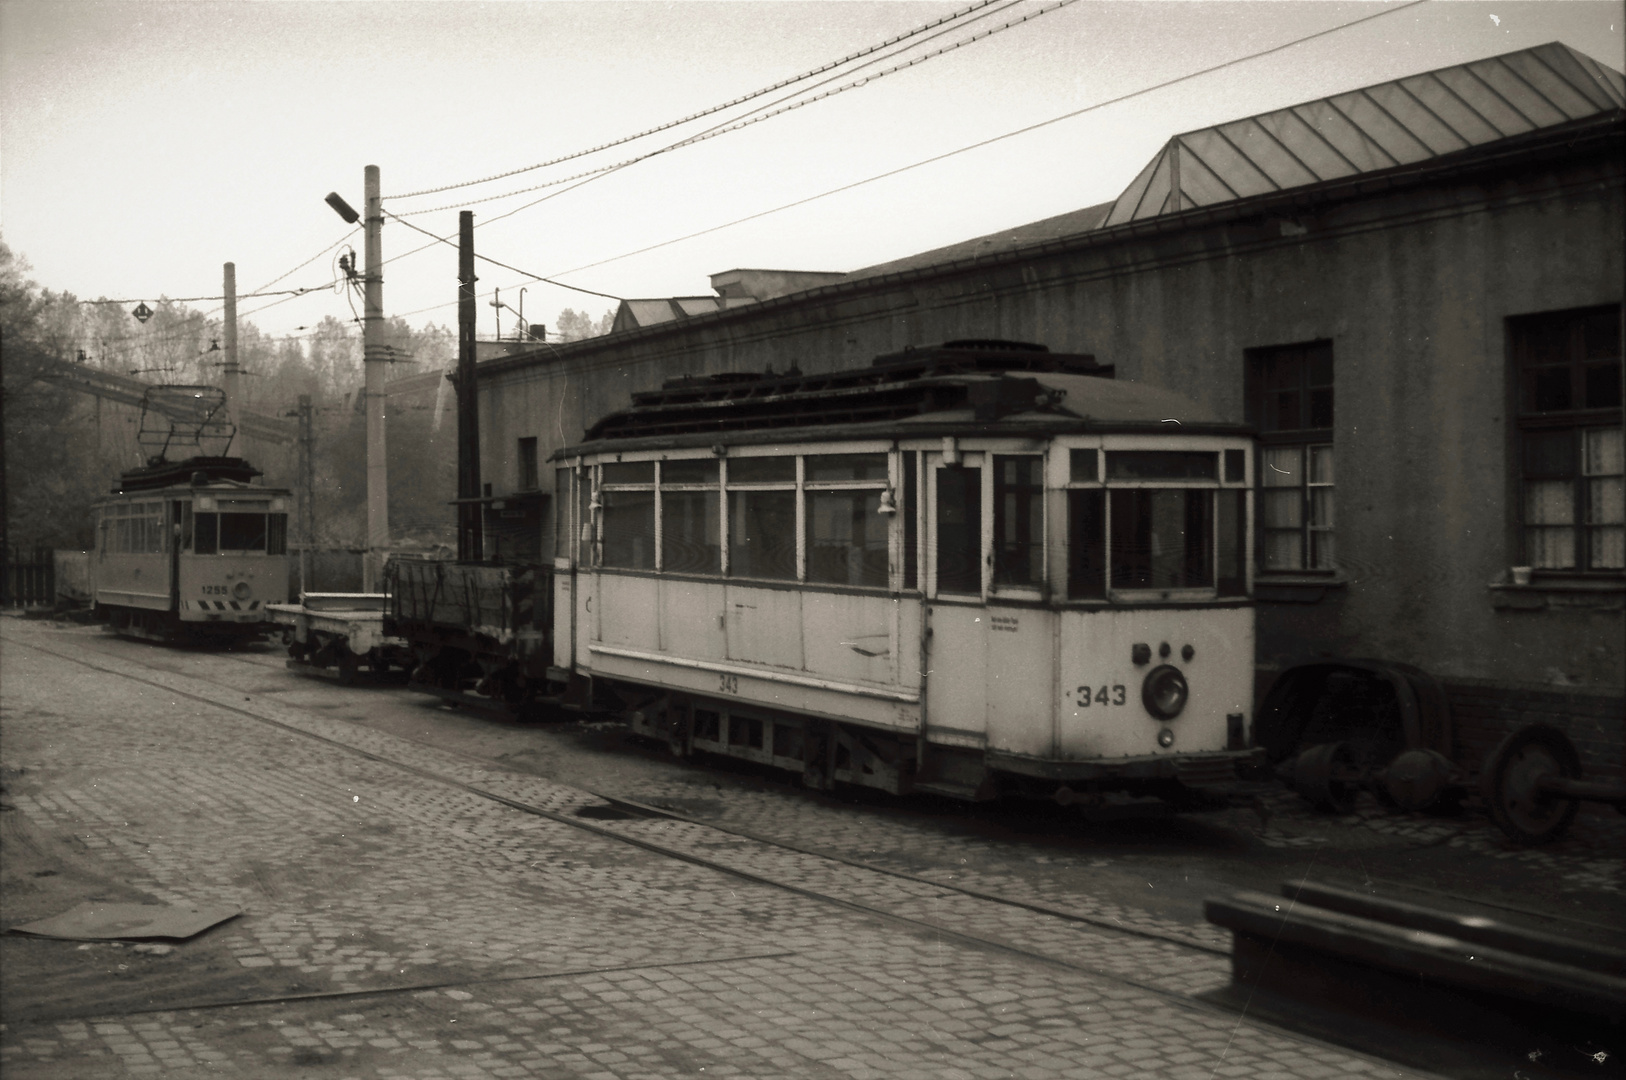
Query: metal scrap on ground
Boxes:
[{"xmin": 8, "ymin": 902, "xmax": 241, "ymax": 941}]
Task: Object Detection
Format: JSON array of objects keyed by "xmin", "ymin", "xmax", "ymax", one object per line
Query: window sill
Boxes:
[
  {"xmin": 1489, "ymin": 577, "xmax": 1625, "ymax": 612},
  {"xmin": 1254, "ymin": 572, "xmax": 1346, "ymax": 604}
]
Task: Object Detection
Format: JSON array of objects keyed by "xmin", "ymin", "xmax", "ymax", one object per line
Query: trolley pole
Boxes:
[
  {"xmin": 457, "ymin": 211, "xmax": 482, "ymax": 561},
  {"xmin": 362, "ymin": 165, "xmax": 388, "ymax": 591},
  {"xmin": 222, "ymin": 262, "xmax": 240, "ymax": 446}
]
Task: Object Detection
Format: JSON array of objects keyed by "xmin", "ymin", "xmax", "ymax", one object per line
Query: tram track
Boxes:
[
  {"xmin": 9, "ymin": 630, "xmax": 1239, "ymax": 1014},
  {"xmin": 65, "ymin": 629, "xmax": 1237, "ymax": 956}
]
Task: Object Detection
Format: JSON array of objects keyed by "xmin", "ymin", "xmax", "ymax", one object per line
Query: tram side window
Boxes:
[
  {"xmin": 109, "ymin": 503, "xmax": 165, "ymax": 554},
  {"xmin": 936, "ymin": 466, "xmax": 982, "ymax": 595},
  {"xmin": 267, "ymin": 513, "xmax": 288, "ymax": 556},
  {"xmin": 662, "ymin": 459, "xmax": 719, "ymax": 574},
  {"xmin": 993, "ymin": 456, "xmax": 1043, "ymax": 587},
  {"xmin": 554, "ymin": 469, "xmax": 572, "ymax": 558},
  {"xmin": 805, "ymin": 453, "xmax": 888, "ymax": 588},
  {"xmin": 147, "ymin": 503, "xmax": 165, "ymax": 553},
  {"xmin": 1110, "ymin": 490, "xmax": 1213, "ymax": 589},
  {"xmin": 194, "ymin": 513, "xmax": 219, "ymax": 555},
  {"xmin": 728, "ymin": 456, "xmax": 796, "ymax": 580},
  {"xmin": 576, "ymin": 467, "xmax": 593, "ymax": 565},
  {"xmin": 601, "ymin": 461, "xmax": 654, "ymax": 570}
]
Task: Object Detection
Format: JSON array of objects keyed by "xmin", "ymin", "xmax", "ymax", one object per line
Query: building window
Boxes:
[
  {"xmin": 1513, "ymin": 306, "xmax": 1623, "ymax": 573},
  {"xmin": 518, "ymin": 437, "xmax": 539, "ymax": 490},
  {"xmin": 1247, "ymin": 341, "xmax": 1334, "ymax": 572}
]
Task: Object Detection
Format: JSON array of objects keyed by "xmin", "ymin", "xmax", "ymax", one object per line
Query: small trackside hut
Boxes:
[{"xmin": 546, "ymin": 340, "xmax": 1263, "ymax": 804}]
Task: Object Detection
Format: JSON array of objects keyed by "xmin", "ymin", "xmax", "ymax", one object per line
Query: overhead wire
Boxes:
[
  {"xmin": 370, "ymin": 0, "xmax": 1060, "ymax": 294},
  {"xmin": 75, "ymin": 286, "xmax": 323, "ymax": 305},
  {"xmin": 76, "ymin": 1, "xmax": 1429, "ymax": 346},
  {"xmin": 545, "ymin": 0, "xmax": 1431, "ymax": 283},
  {"xmin": 393, "ymin": 0, "xmax": 1050, "ymax": 219},
  {"xmin": 385, "ymin": 0, "xmax": 1008, "ymax": 201},
  {"xmin": 382, "ymin": 212, "xmax": 624, "ymax": 302}
]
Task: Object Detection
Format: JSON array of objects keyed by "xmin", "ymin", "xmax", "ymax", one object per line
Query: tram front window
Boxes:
[
  {"xmin": 194, "ymin": 513, "xmax": 218, "ymax": 554},
  {"xmin": 1110, "ymin": 489, "xmax": 1213, "ymax": 589},
  {"xmin": 219, "ymin": 513, "xmax": 268, "ymax": 553}
]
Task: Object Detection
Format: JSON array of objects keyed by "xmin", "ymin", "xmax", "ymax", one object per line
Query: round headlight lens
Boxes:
[
  {"xmin": 233, "ymin": 581, "xmax": 252, "ymax": 601},
  {"xmin": 1142, "ymin": 665, "xmax": 1189, "ymax": 720}
]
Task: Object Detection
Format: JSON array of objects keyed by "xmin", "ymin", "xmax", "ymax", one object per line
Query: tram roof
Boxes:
[
  {"xmin": 556, "ymin": 342, "xmax": 1245, "ymax": 460},
  {"xmin": 104, "ymin": 456, "xmax": 289, "ymax": 498}
]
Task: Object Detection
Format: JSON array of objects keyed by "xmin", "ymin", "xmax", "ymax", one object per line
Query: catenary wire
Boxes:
[
  {"xmin": 382, "ymin": 211, "xmax": 625, "ymax": 302},
  {"xmin": 385, "ymin": 0, "xmax": 1427, "ymax": 322},
  {"xmin": 75, "ymin": 287, "xmax": 326, "ymax": 305},
  {"xmin": 73, "ymin": 2, "xmax": 1430, "ymax": 340},
  {"xmin": 393, "ymin": 0, "xmax": 1052, "ymax": 219},
  {"xmin": 548, "ymin": 0, "xmax": 1431, "ymax": 282},
  {"xmin": 385, "ymin": 0, "xmax": 1008, "ymax": 201}
]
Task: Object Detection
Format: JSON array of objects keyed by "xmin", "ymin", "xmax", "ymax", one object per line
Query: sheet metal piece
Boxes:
[{"xmin": 9, "ymin": 902, "xmax": 241, "ymax": 941}]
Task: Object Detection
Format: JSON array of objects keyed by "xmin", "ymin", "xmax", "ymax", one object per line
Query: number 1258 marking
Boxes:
[{"xmin": 1077, "ymin": 685, "xmax": 1126, "ymax": 706}]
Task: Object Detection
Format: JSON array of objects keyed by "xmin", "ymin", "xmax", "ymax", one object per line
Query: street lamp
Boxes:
[{"xmin": 326, "ymin": 167, "xmax": 387, "ymax": 592}]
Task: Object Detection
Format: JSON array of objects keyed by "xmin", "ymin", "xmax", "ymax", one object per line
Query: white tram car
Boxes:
[
  {"xmin": 548, "ymin": 341, "xmax": 1261, "ymax": 802},
  {"xmin": 92, "ymin": 386, "xmax": 291, "ymax": 640}
]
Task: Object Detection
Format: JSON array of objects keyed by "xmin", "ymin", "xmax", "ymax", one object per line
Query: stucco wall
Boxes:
[{"xmin": 479, "ymin": 145, "xmax": 1623, "ymax": 695}]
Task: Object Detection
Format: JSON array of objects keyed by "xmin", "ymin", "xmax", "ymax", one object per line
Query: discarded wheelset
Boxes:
[{"xmin": 1481, "ymin": 723, "xmax": 1626, "ymax": 845}]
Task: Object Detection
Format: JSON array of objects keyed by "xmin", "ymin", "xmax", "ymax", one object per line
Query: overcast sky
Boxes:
[{"xmin": 2, "ymin": 1, "xmax": 1621, "ymax": 348}]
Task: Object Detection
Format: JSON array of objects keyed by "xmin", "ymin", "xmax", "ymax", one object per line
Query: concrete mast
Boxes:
[
  {"xmin": 362, "ymin": 165, "xmax": 387, "ymax": 591},
  {"xmin": 457, "ymin": 210, "xmax": 482, "ymax": 561},
  {"xmin": 222, "ymin": 262, "xmax": 240, "ymax": 453}
]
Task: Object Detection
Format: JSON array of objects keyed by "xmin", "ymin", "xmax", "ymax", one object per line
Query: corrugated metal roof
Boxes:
[
  {"xmin": 844, "ymin": 202, "xmax": 1115, "ymax": 283},
  {"xmin": 1103, "ymin": 42, "xmax": 1625, "ymax": 227}
]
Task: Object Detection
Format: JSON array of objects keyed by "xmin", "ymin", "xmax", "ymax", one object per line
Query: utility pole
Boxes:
[
  {"xmin": 296, "ymin": 394, "xmax": 314, "ymax": 593},
  {"xmin": 222, "ymin": 261, "xmax": 240, "ymax": 452},
  {"xmin": 362, "ymin": 165, "xmax": 388, "ymax": 591},
  {"xmin": 457, "ymin": 210, "xmax": 482, "ymax": 561}
]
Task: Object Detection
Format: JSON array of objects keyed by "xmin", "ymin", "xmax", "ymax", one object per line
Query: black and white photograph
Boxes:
[{"xmin": 1, "ymin": 2, "xmax": 1622, "ymax": 1078}]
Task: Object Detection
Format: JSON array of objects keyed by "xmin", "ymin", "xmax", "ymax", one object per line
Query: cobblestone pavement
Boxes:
[
  {"xmin": 97, "ymin": 633, "xmax": 1626, "ymax": 950},
  {"xmin": 0, "ymin": 619, "xmax": 1440, "ymax": 1079}
]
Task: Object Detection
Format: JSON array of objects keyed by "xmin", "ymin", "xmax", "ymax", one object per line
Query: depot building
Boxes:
[{"xmin": 470, "ymin": 42, "xmax": 1625, "ymax": 781}]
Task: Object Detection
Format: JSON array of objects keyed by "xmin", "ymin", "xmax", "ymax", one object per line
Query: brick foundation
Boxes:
[{"xmin": 1442, "ymin": 678, "xmax": 1624, "ymax": 782}]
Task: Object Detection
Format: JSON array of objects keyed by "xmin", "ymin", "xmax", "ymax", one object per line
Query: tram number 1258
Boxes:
[{"xmin": 1077, "ymin": 685, "xmax": 1127, "ymax": 707}]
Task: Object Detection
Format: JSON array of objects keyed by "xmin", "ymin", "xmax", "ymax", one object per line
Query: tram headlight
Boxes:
[
  {"xmin": 233, "ymin": 581, "xmax": 252, "ymax": 600},
  {"xmin": 1142, "ymin": 665, "xmax": 1189, "ymax": 720}
]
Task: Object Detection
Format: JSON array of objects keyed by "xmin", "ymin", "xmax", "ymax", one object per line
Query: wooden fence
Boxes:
[{"xmin": 2, "ymin": 547, "xmax": 56, "ymax": 608}]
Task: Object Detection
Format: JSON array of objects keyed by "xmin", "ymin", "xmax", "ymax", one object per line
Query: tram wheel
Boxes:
[
  {"xmin": 1481, "ymin": 724, "xmax": 1581, "ymax": 846},
  {"xmin": 336, "ymin": 649, "xmax": 361, "ymax": 687}
]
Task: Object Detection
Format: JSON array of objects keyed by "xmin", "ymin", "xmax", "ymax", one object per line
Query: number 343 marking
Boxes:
[{"xmin": 1076, "ymin": 685, "xmax": 1126, "ymax": 706}]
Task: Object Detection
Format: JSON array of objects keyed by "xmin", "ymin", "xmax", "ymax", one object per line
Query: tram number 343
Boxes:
[
  {"xmin": 1076, "ymin": 685, "xmax": 1128, "ymax": 707},
  {"xmin": 717, "ymin": 674, "xmax": 740, "ymax": 695}
]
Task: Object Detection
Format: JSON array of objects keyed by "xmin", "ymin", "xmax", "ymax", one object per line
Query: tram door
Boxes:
[
  {"xmin": 922, "ymin": 452, "xmax": 989, "ymax": 746},
  {"xmin": 922, "ymin": 451, "xmax": 1058, "ymax": 758}
]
